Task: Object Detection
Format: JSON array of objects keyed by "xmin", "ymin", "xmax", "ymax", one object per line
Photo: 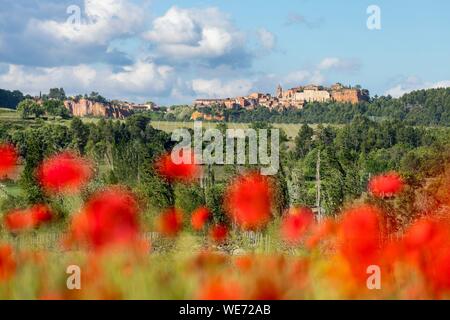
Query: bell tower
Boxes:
[{"xmin": 276, "ymin": 84, "xmax": 283, "ymax": 98}]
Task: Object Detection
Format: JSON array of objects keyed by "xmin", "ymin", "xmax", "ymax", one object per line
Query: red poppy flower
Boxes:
[
  {"xmin": 224, "ymin": 172, "xmax": 273, "ymax": 230},
  {"xmin": 30, "ymin": 204, "xmax": 53, "ymax": 224},
  {"xmin": 37, "ymin": 151, "xmax": 92, "ymax": 194},
  {"xmin": 197, "ymin": 277, "xmax": 242, "ymax": 300},
  {"xmin": 209, "ymin": 224, "xmax": 228, "ymax": 243},
  {"xmin": 0, "ymin": 143, "xmax": 18, "ymax": 178},
  {"xmin": 339, "ymin": 205, "xmax": 383, "ymax": 275},
  {"xmin": 4, "ymin": 210, "xmax": 35, "ymax": 231},
  {"xmin": 403, "ymin": 219, "xmax": 442, "ymax": 251},
  {"xmin": 191, "ymin": 207, "xmax": 210, "ymax": 231},
  {"xmin": 0, "ymin": 245, "xmax": 16, "ymax": 281},
  {"xmin": 368, "ymin": 172, "xmax": 404, "ymax": 198},
  {"xmin": 4, "ymin": 204, "xmax": 53, "ymax": 232},
  {"xmin": 280, "ymin": 207, "xmax": 314, "ymax": 245},
  {"xmin": 305, "ymin": 218, "xmax": 336, "ymax": 249},
  {"xmin": 155, "ymin": 149, "xmax": 201, "ymax": 183},
  {"xmin": 68, "ymin": 187, "xmax": 140, "ymax": 250},
  {"xmin": 156, "ymin": 208, "xmax": 183, "ymax": 237},
  {"xmin": 234, "ymin": 255, "xmax": 253, "ymax": 272},
  {"xmin": 250, "ymin": 277, "xmax": 284, "ymax": 300},
  {"xmin": 189, "ymin": 251, "xmax": 228, "ymax": 272}
]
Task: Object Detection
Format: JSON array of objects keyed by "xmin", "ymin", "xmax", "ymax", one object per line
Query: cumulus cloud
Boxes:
[
  {"xmin": 191, "ymin": 78, "xmax": 254, "ymax": 98},
  {"xmin": 257, "ymin": 28, "xmax": 277, "ymax": 51},
  {"xmin": 0, "ymin": 61, "xmax": 176, "ymax": 101},
  {"xmin": 318, "ymin": 57, "xmax": 361, "ymax": 73},
  {"xmin": 110, "ymin": 61, "xmax": 175, "ymax": 95},
  {"xmin": 143, "ymin": 6, "xmax": 251, "ymax": 68},
  {"xmin": 385, "ymin": 76, "xmax": 450, "ymax": 97},
  {"xmin": 0, "ymin": 0, "xmax": 137, "ymax": 67},
  {"xmin": 281, "ymin": 57, "xmax": 359, "ymax": 88},
  {"xmin": 284, "ymin": 70, "xmax": 325, "ymax": 87},
  {"xmin": 30, "ymin": 0, "xmax": 144, "ymax": 45}
]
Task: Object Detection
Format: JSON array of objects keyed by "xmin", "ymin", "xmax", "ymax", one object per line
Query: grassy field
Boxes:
[
  {"xmin": 0, "ymin": 108, "xmax": 20, "ymax": 122},
  {"xmin": 150, "ymin": 121, "xmax": 323, "ymax": 140},
  {"xmin": 0, "ymin": 108, "xmax": 315, "ymax": 139}
]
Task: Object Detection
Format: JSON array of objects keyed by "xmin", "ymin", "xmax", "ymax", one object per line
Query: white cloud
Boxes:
[
  {"xmin": 284, "ymin": 70, "xmax": 313, "ymax": 84},
  {"xmin": 191, "ymin": 78, "xmax": 253, "ymax": 98},
  {"xmin": 284, "ymin": 70, "xmax": 325, "ymax": 87},
  {"xmin": 385, "ymin": 76, "xmax": 450, "ymax": 97},
  {"xmin": 281, "ymin": 57, "xmax": 360, "ymax": 88},
  {"xmin": 318, "ymin": 57, "xmax": 360, "ymax": 72},
  {"xmin": 257, "ymin": 28, "xmax": 276, "ymax": 51},
  {"xmin": 0, "ymin": 60, "xmax": 176, "ymax": 101},
  {"xmin": 30, "ymin": 0, "xmax": 144, "ymax": 45},
  {"xmin": 110, "ymin": 60, "xmax": 175, "ymax": 94},
  {"xmin": 143, "ymin": 6, "xmax": 248, "ymax": 64}
]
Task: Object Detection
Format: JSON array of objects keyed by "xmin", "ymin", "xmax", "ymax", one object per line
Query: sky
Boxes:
[{"xmin": 0, "ymin": 0, "xmax": 449, "ymax": 105}]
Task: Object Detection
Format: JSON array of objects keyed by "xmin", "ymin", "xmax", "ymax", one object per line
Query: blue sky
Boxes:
[{"xmin": 0, "ymin": 0, "xmax": 449, "ymax": 105}]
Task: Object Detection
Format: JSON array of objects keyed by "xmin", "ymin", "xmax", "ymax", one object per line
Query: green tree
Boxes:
[
  {"xmin": 174, "ymin": 183, "xmax": 205, "ymax": 215},
  {"xmin": 48, "ymin": 88, "xmax": 66, "ymax": 100},
  {"xmin": 70, "ymin": 118, "xmax": 89, "ymax": 154},
  {"xmin": 17, "ymin": 99, "xmax": 43, "ymax": 119},
  {"xmin": 294, "ymin": 124, "xmax": 314, "ymax": 158}
]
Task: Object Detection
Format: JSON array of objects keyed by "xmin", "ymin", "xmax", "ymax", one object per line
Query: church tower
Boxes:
[{"xmin": 276, "ymin": 84, "xmax": 283, "ymax": 98}]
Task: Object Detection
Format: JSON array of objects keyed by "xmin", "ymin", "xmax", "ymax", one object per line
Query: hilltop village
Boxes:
[
  {"xmin": 23, "ymin": 83, "xmax": 370, "ymax": 120},
  {"xmin": 194, "ymin": 83, "xmax": 369, "ymax": 111}
]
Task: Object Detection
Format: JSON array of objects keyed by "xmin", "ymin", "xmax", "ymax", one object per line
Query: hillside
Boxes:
[
  {"xmin": 2, "ymin": 87, "xmax": 450, "ymax": 126},
  {"xmin": 223, "ymin": 88, "xmax": 450, "ymax": 126}
]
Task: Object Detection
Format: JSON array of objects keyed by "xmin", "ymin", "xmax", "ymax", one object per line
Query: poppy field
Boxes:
[{"xmin": 2, "ymin": 141, "xmax": 450, "ymax": 300}]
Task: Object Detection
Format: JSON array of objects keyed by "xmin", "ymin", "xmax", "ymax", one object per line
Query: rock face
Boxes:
[
  {"xmin": 331, "ymin": 89, "xmax": 369, "ymax": 104},
  {"xmin": 64, "ymin": 99, "xmax": 133, "ymax": 119}
]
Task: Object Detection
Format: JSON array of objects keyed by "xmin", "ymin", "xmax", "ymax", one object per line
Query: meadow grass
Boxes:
[{"xmin": 0, "ymin": 108, "xmax": 324, "ymax": 140}]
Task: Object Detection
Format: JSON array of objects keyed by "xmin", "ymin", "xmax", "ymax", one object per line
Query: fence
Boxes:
[{"xmin": 0, "ymin": 231, "xmax": 274, "ymax": 252}]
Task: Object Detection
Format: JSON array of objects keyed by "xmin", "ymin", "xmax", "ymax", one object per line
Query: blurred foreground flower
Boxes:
[
  {"xmin": 191, "ymin": 207, "xmax": 210, "ymax": 231},
  {"xmin": 0, "ymin": 143, "xmax": 18, "ymax": 178},
  {"xmin": 4, "ymin": 204, "xmax": 52, "ymax": 232},
  {"xmin": 197, "ymin": 277, "xmax": 242, "ymax": 300},
  {"xmin": 156, "ymin": 208, "xmax": 183, "ymax": 237},
  {"xmin": 209, "ymin": 224, "xmax": 228, "ymax": 243},
  {"xmin": 368, "ymin": 172, "xmax": 404, "ymax": 198},
  {"xmin": 67, "ymin": 186, "xmax": 141, "ymax": 251},
  {"xmin": 338, "ymin": 205, "xmax": 384, "ymax": 280},
  {"xmin": 281, "ymin": 207, "xmax": 314, "ymax": 245},
  {"xmin": 155, "ymin": 150, "xmax": 201, "ymax": 183},
  {"xmin": 224, "ymin": 172, "xmax": 273, "ymax": 230},
  {"xmin": 37, "ymin": 151, "xmax": 92, "ymax": 194},
  {"xmin": 0, "ymin": 245, "xmax": 16, "ymax": 281},
  {"xmin": 402, "ymin": 218, "xmax": 450, "ymax": 296}
]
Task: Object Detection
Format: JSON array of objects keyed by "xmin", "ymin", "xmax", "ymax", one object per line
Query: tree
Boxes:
[
  {"xmin": 70, "ymin": 118, "xmax": 89, "ymax": 154},
  {"xmin": 174, "ymin": 183, "xmax": 205, "ymax": 215},
  {"xmin": 17, "ymin": 99, "xmax": 33, "ymax": 119},
  {"xmin": 17, "ymin": 99, "xmax": 43, "ymax": 119},
  {"xmin": 138, "ymin": 167, "xmax": 174, "ymax": 210},
  {"xmin": 18, "ymin": 129, "xmax": 47, "ymax": 204},
  {"xmin": 48, "ymin": 88, "xmax": 66, "ymax": 100},
  {"xmin": 43, "ymin": 99, "xmax": 70, "ymax": 119},
  {"xmin": 0, "ymin": 89, "xmax": 24, "ymax": 109},
  {"xmin": 88, "ymin": 92, "xmax": 107, "ymax": 104},
  {"xmin": 205, "ymin": 184, "xmax": 227, "ymax": 223},
  {"xmin": 294, "ymin": 124, "xmax": 314, "ymax": 158}
]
